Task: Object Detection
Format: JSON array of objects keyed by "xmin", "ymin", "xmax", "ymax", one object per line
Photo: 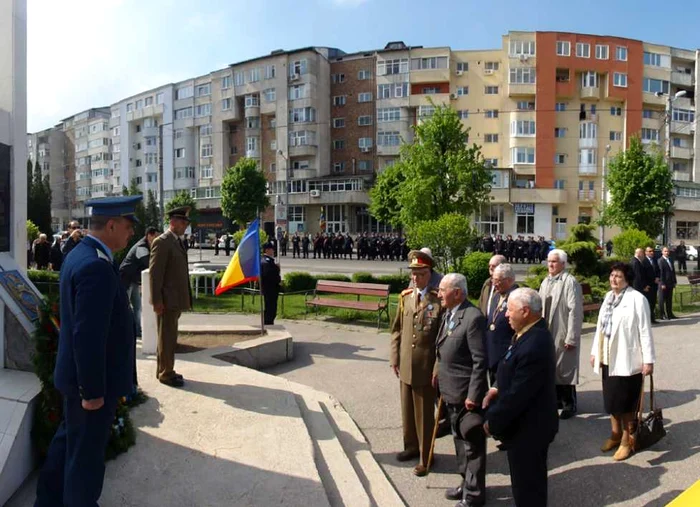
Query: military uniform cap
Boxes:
[
  {"xmin": 168, "ymin": 206, "xmax": 191, "ymax": 222},
  {"xmin": 262, "ymin": 242, "xmax": 275, "ymax": 250},
  {"xmin": 85, "ymin": 195, "xmax": 143, "ymax": 223},
  {"xmin": 407, "ymin": 249, "xmax": 434, "ymax": 269}
]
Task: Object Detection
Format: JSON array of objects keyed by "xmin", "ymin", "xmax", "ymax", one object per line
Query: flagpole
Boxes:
[{"xmin": 257, "ymin": 210, "xmax": 265, "ymax": 334}]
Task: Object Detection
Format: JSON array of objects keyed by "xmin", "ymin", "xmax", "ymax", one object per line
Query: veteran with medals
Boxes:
[
  {"xmin": 485, "ymin": 264, "xmax": 518, "ymax": 386},
  {"xmin": 390, "ymin": 250, "xmax": 444, "ymax": 476}
]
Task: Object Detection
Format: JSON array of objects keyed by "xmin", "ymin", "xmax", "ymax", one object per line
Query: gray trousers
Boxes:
[{"xmin": 446, "ymin": 403, "xmax": 486, "ymax": 505}]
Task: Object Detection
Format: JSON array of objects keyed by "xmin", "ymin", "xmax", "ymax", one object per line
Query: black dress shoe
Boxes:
[
  {"xmin": 413, "ymin": 464, "xmax": 427, "ymax": 477},
  {"xmin": 445, "ymin": 486, "xmax": 463, "ymax": 500},
  {"xmin": 396, "ymin": 449, "xmax": 419, "ymax": 462},
  {"xmin": 559, "ymin": 407, "xmax": 577, "ymax": 420},
  {"xmin": 159, "ymin": 377, "xmax": 185, "ymax": 387}
]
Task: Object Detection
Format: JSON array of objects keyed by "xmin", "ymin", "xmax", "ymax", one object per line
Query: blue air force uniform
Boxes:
[{"xmin": 35, "ymin": 196, "xmax": 141, "ymax": 507}]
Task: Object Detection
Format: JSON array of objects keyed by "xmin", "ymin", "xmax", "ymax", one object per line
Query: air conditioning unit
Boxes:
[
  {"xmin": 456, "ymin": 70, "xmax": 463, "ymax": 76},
  {"xmin": 361, "ymin": 147, "xmax": 371, "ymax": 153},
  {"xmin": 289, "ymin": 73, "xmax": 300, "ymax": 81},
  {"xmin": 519, "ymin": 54, "xmax": 528, "ymax": 62},
  {"xmin": 310, "ymin": 189, "xmax": 321, "ymax": 197},
  {"xmin": 484, "ymin": 69, "xmax": 494, "ymax": 76},
  {"xmin": 450, "ymin": 93, "xmax": 458, "ymax": 100}
]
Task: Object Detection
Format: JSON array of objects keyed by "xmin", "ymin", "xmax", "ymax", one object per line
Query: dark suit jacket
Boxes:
[
  {"xmin": 486, "ymin": 319, "xmax": 558, "ymax": 449},
  {"xmin": 630, "ymin": 257, "xmax": 646, "ymax": 293},
  {"xmin": 149, "ymin": 230, "xmax": 192, "ymax": 311},
  {"xmin": 54, "ymin": 236, "xmax": 135, "ymax": 400},
  {"xmin": 485, "ymin": 284, "xmax": 518, "ymax": 369},
  {"xmin": 659, "ymin": 256, "xmax": 677, "ymax": 288},
  {"xmin": 645, "ymin": 255, "xmax": 659, "ymax": 284},
  {"xmin": 436, "ymin": 300, "xmax": 488, "ymax": 406},
  {"xmin": 261, "ymin": 255, "xmax": 281, "ymax": 295}
]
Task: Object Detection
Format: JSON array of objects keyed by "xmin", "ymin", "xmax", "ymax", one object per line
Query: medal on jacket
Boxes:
[{"xmin": 489, "ymin": 323, "xmax": 496, "ymax": 331}]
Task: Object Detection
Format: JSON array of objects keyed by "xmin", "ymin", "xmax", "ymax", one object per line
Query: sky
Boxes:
[{"xmin": 27, "ymin": 0, "xmax": 700, "ymax": 132}]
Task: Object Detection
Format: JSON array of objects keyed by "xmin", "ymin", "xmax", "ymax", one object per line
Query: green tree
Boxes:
[
  {"xmin": 165, "ymin": 191, "xmax": 198, "ymax": 228},
  {"xmin": 603, "ymin": 136, "xmax": 673, "ymax": 239},
  {"xmin": 368, "ymin": 162, "xmax": 405, "ymax": 228},
  {"xmin": 611, "ymin": 228, "xmax": 655, "ymax": 260},
  {"xmin": 28, "ymin": 161, "xmax": 53, "ymax": 235},
  {"xmin": 220, "ymin": 157, "xmax": 269, "ymax": 227},
  {"xmin": 27, "ymin": 220, "xmax": 40, "ymax": 244},
  {"xmin": 26, "ymin": 158, "xmax": 33, "ymax": 216},
  {"xmin": 144, "ymin": 190, "xmax": 162, "ymax": 230},
  {"xmin": 408, "ymin": 213, "xmax": 477, "ymax": 273},
  {"xmin": 232, "ymin": 228, "xmax": 268, "ymax": 249},
  {"xmin": 557, "ymin": 224, "xmax": 600, "ymax": 276},
  {"xmin": 371, "ymin": 102, "xmax": 492, "ymax": 230}
]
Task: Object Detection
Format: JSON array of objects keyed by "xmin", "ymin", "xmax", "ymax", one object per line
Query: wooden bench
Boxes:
[
  {"xmin": 305, "ymin": 280, "xmax": 391, "ymax": 328},
  {"xmin": 688, "ymin": 274, "xmax": 700, "ymax": 302},
  {"xmin": 581, "ymin": 283, "xmax": 602, "ymax": 315}
]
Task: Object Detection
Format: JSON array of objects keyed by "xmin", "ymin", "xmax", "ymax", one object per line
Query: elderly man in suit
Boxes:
[
  {"xmin": 478, "ymin": 254, "xmax": 506, "ymax": 316},
  {"xmin": 35, "ymin": 196, "xmax": 141, "ymax": 507},
  {"xmin": 483, "ymin": 288, "xmax": 558, "ymax": 507},
  {"xmin": 539, "ymin": 249, "xmax": 583, "ymax": 419},
  {"xmin": 149, "ymin": 206, "xmax": 193, "ymax": 388},
  {"xmin": 436, "ymin": 273, "xmax": 488, "ymax": 506},
  {"xmin": 644, "ymin": 246, "xmax": 660, "ymax": 322},
  {"xmin": 485, "ymin": 264, "xmax": 518, "ymax": 386},
  {"xmin": 390, "ymin": 250, "xmax": 444, "ymax": 477},
  {"xmin": 658, "ymin": 246, "xmax": 678, "ymax": 320}
]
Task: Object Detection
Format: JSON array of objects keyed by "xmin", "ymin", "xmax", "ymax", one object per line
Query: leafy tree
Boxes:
[
  {"xmin": 27, "ymin": 220, "xmax": 40, "ymax": 244},
  {"xmin": 220, "ymin": 157, "xmax": 270, "ymax": 227},
  {"xmin": 611, "ymin": 228, "xmax": 655, "ymax": 261},
  {"xmin": 557, "ymin": 224, "xmax": 600, "ymax": 276},
  {"xmin": 144, "ymin": 190, "xmax": 161, "ymax": 230},
  {"xmin": 368, "ymin": 162, "xmax": 405, "ymax": 228},
  {"xmin": 232, "ymin": 228, "xmax": 268, "ymax": 249},
  {"xmin": 408, "ymin": 213, "xmax": 477, "ymax": 273},
  {"xmin": 165, "ymin": 191, "xmax": 198, "ymax": 228},
  {"xmin": 371, "ymin": 102, "xmax": 492, "ymax": 230},
  {"xmin": 460, "ymin": 252, "xmax": 492, "ymax": 298},
  {"xmin": 28, "ymin": 161, "xmax": 53, "ymax": 235},
  {"xmin": 603, "ymin": 136, "xmax": 673, "ymax": 239}
]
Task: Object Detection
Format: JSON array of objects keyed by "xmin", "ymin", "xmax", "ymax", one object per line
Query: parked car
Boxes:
[{"xmin": 683, "ymin": 244, "xmax": 698, "ymax": 261}]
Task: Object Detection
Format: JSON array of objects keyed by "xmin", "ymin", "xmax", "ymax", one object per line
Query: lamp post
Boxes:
[
  {"xmin": 659, "ymin": 89, "xmax": 687, "ymax": 245},
  {"xmin": 600, "ymin": 144, "xmax": 611, "ymax": 248}
]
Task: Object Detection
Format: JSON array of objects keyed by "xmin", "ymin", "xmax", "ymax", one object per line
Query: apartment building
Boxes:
[
  {"xmin": 29, "ymin": 32, "xmax": 700, "ymax": 241},
  {"xmin": 27, "ymin": 126, "xmax": 69, "ymax": 229}
]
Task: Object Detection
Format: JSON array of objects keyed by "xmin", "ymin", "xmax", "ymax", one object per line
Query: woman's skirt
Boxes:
[{"xmin": 602, "ymin": 365, "xmax": 643, "ymax": 414}]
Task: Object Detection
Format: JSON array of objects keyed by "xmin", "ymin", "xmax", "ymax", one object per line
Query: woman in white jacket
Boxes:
[{"xmin": 590, "ymin": 262, "xmax": 655, "ymax": 461}]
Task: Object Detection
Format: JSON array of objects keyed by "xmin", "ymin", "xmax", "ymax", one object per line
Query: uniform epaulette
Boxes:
[
  {"xmin": 95, "ymin": 249, "xmax": 110, "ymax": 263},
  {"xmin": 400, "ymin": 288, "xmax": 413, "ymax": 296}
]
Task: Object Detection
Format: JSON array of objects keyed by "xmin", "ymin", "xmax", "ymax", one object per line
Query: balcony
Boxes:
[
  {"xmin": 671, "ymin": 121, "xmax": 694, "ymax": 135},
  {"xmin": 578, "ymin": 189, "xmax": 596, "ymax": 202},
  {"xmin": 142, "ymin": 126, "xmax": 158, "ymax": 138},
  {"xmin": 675, "ymin": 97, "xmax": 695, "ymax": 110},
  {"xmin": 490, "ymin": 188, "xmax": 510, "ymax": 203},
  {"xmin": 673, "ymin": 171, "xmax": 691, "ymax": 182},
  {"xmin": 126, "ymin": 103, "xmax": 164, "ymax": 122},
  {"xmin": 289, "ymin": 144, "xmax": 318, "ymax": 157},
  {"xmin": 671, "ymin": 71, "xmax": 694, "ymax": 87},
  {"xmin": 671, "ymin": 146, "xmax": 693, "ymax": 159},
  {"xmin": 244, "ymin": 105, "xmax": 260, "ymax": 118},
  {"xmin": 579, "ymin": 137, "xmax": 597, "ymax": 150},
  {"xmin": 246, "ymin": 148, "xmax": 260, "ymax": 158},
  {"xmin": 109, "ymin": 116, "xmax": 121, "ymax": 128},
  {"xmin": 288, "ymin": 190, "xmax": 370, "ymax": 206},
  {"xmin": 511, "ymin": 188, "xmax": 567, "ymax": 204},
  {"xmin": 409, "ymin": 93, "xmax": 450, "ymax": 108},
  {"xmin": 512, "ymin": 164, "xmax": 536, "ymax": 176},
  {"xmin": 410, "ymin": 68, "xmax": 450, "ymax": 84},
  {"xmin": 580, "ymin": 86, "xmax": 600, "ymax": 100},
  {"xmin": 579, "ymin": 165, "xmax": 597, "ymax": 176},
  {"xmin": 377, "ymin": 144, "xmax": 401, "ymax": 156},
  {"xmin": 643, "ymin": 92, "xmax": 666, "ymax": 106},
  {"xmin": 508, "ymin": 83, "xmax": 536, "ymax": 97}
]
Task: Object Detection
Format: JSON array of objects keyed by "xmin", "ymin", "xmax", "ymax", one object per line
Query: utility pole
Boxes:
[
  {"xmin": 662, "ymin": 90, "xmax": 687, "ymax": 246},
  {"xmin": 599, "ymin": 144, "xmax": 611, "ymax": 248},
  {"xmin": 158, "ymin": 123, "xmax": 164, "ymax": 219}
]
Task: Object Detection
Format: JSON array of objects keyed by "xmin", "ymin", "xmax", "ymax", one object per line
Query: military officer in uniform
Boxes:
[
  {"xmin": 390, "ymin": 250, "xmax": 444, "ymax": 477},
  {"xmin": 35, "ymin": 195, "xmax": 141, "ymax": 507},
  {"xmin": 261, "ymin": 242, "xmax": 281, "ymax": 325},
  {"xmin": 149, "ymin": 206, "xmax": 192, "ymax": 388}
]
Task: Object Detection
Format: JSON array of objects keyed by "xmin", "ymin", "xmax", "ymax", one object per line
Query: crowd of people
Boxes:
[
  {"xmin": 277, "ymin": 231, "xmax": 410, "ymax": 261},
  {"xmin": 477, "ymin": 234, "xmax": 554, "ymax": 264},
  {"xmin": 391, "ymin": 247, "xmax": 657, "ymax": 506}
]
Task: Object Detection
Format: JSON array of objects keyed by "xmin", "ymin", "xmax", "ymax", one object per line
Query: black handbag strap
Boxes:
[{"xmin": 636, "ymin": 374, "xmax": 656, "ymax": 420}]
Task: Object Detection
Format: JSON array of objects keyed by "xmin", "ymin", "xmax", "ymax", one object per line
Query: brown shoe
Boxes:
[
  {"xmin": 413, "ymin": 464, "xmax": 427, "ymax": 477},
  {"xmin": 396, "ymin": 449, "xmax": 419, "ymax": 462},
  {"xmin": 601, "ymin": 438, "xmax": 622, "ymax": 452},
  {"xmin": 613, "ymin": 444, "xmax": 633, "ymax": 461}
]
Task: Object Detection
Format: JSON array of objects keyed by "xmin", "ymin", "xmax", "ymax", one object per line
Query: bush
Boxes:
[
  {"xmin": 283, "ymin": 271, "xmax": 316, "ymax": 292},
  {"xmin": 351, "ymin": 272, "xmax": 376, "ymax": 284},
  {"xmin": 408, "ymin": 213, "xmax": 478, "ymax": 273},
  {"xmin": 27, "ymin": 220, "xmax": 40, "ymax": 244},
  {"xmin": 377, "ymin": 274, "xmax": 411, "ymax": 293},
  {"xmin": 612, "ymin": 229, "xmax": 655, "ymax": 261},
  {"xmin": 460, "ymin": 252, "xmax": 491, "ymax": 298},
  {"xmin": 557, "ymin": 224, "xmax": 600, "ymax": 276},
  {"xmin": 232, "ymin": 228, "xmax": 268, "ymax": 249},
  {"xmin": 523, "ymin": 265, "xmax": 548, "ymax": 289},
  {"xmin": 314, "ymin": 274, "xmax": 351, "ymax": 283},
  {"xmin": 28, "ymin": 269, "xmax": 60, "ymax": 283}
]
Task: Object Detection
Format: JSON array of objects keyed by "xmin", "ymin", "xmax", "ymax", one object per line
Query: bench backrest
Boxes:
[
  {"xmin": 315, "ymin": 280, "xmax": 390, "ymax": 297},
  {"xmin": 580, "ymin": 283, "xmax": 593, "ymax": 296}
]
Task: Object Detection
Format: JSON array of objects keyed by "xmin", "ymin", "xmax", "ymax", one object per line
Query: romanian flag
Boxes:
[
  {"xmin": 319, "ymin": 207, "xmax": 326, "ymax": 232},
  {"xmin": 215, "ymin": 219, "xmax": 261, "ymax": 295}
]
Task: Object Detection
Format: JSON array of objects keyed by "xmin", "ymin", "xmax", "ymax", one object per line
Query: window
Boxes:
[
  {"xmin": 270, "ymin": 139, "xmax": 277, "ymax": 151},
  {"xmin": 333, "ymin": 118, "xmax": 345, "ymax": 128},
  {"xmin": 556, "ymin": 41, "xmax": 570, "ymax": 56},
  {"xmin": 511, "ymin": 120, "xmax": 536, "ymax": 136},
  {"xmin": 485, "ymin": 159, "xmax": 498, "ymax": 168},
  {"xmin": 287, "ymin": 206, "xmax": 305, "ymax": 222},
  {"xmin": 484, "ymin": 86, "xmax": 499, "ymax": 95},
  {"xmin": 554, "ymin": 127, "xmax": 566, "ymax": 138},
  {"xmin": 418, "ymin": 105, "xmax": 435, "ymax": 118},
  {"xmin": 673, "ymin": 108, "xmax": 695, "ymax": 123},
  {"xmin": 234, "ymin": 71, "xmax": 245, "ymax": 86},
  {"xmin": 456, "ymin": 62, "xmax": 469, "ymax": 72},
  {"xmin": 249, "ymin": 68, "xmax": 260, "ymax": 82},
  {"xmin": 144, "ymin": 117, "xmax": 157, "ymax": 128},
  {"xmin": 289, "ymin": 130, "xmax": 316, "ymax": 146},
  {"xmin": 195, "ymin": 103, "xmax": 211, "ymax": 117},
  {"xmin": 263, "ymin": 88, "xmax": 276, "ymax": 102},
  {"xmin": 175, "ymin": 129, "xmax": 184, "ymax": 139},
  {"xmin": 200, "ymin": 144, "xmax": 213, "ymax": 158},
  {"xmin": 377, "ymin": 58, "xmax": 409, "ymax": 75},
  {"xmin": 135, "ymin": 99, "xmax": 143, "ymax": 109},
  {"xmin": 641, "ymin": 128, "xmax": 660, "ymax": 143},
  {"xmin": 269, "ymin": 163, "xmax": 276, "ymax": 173},
  {"xmin": 333, "ymin": 139, "xmax": 345, "ymax": 150},
  {"xmin": 579, "ymin": 122, "xmax": 597, "ymax": 139},
  {"xmin": 289, "ymin": 107, "xmax": 316, "ymax": 123},
  {"xmin": 126, "ymin": 103, "xmax": 133, "ymax": 112},
  {"xmin": 644, "ymin": 52, "xmax": 664, "ymax": 67},
  {"xmin": 377, "ymin": 82, "xmax": 409, "ymax": 99},
  {"xmin": 332, "ymin": 73, "xmax": 346, "ymax": 83},
  {"xmin": 673, "ymin": 161, "xmax": 689, "ymax": 172},
  {"xmin": 196, "ymin": 83, "xmax": 211, "ymax": 96},
  {"xmin": 156, "ymin": 92, "xmax": 164, "ymax": 104},
  {"xmin": 222, "ymin": 98, "xmax": 232, "ymax": 111},
  {"xmin": 377, "ymin": 107, "xmax": 400, "ymax": 122},
  {"xmin": 511, "ymin": 147, "xmax": 535, "ymax": 164},
  {"xmin": 246, "ymin": 136, "xmax": 258, "ymax": 153},
  {"xmin": 358, "ymin": 160, "xmax": 373, "ymax": 171},
  {"xmin": 221, "ymin": 75, "xmax": 232, "ymax": 89},
  {"xmin": 485, "ymin": 109, "xmax": 498, "ymax": 118},
  {"xmin": 555, "ymin": 154, "xmax": 566, "ymax": 164},
  {"xmin": 672, "ymin": 137, "xmax": 687, "ymax": 148},
  {"xmin": 411, "ymin": 56, "xmax": 449, "ymax": 70},
  {"xmin": 643, "ymin": 109, "xmax": 654, "ymax": 119},
  {"xmin": 378, "ymin": 131, "xmax": 401, "ymax": 146},
  {"xmin": 457, "ymin": 86, "xmax": 469, "ymax": 96},
  {"xmin": 358, "ymin": 92, "xmax": 372, "ymax": 102},
  {"xmin": 516, "ymin": 205, "xmax": 535, "ymax": 234},
  {"xmin": 555, "ymin": 102, "xmax": 567, "ymax": 112},
  {"xmin": 200, "ymin": 124, "xmax": 212, "ymax": 136},
  {"xmin": 290, "ymin": 59, "xmax": 308, "ymax": 77},
  {"xmin": 359, "ymin": 137, "xmax": 373, "ymax": 149},
  {"xmin": 517, "ymin": 101, "xmax": 535, "ymax": 111},
  {"xmin": 333, "ymin": 162, "xmax": 345, "ymax": 173},
  {"xmin": 358, "ymin": 115, "xmax": 373, "ymax": 126},
  {"xmin": 581, "ymin": 71, "xmax": 598, "ymax": 88},
  {"xmin": 576, "ymin": 43, "xmax": 590, "ymax": 58},
  {"xmin": 175, "ymin": 148, "xmax": 185, "ymax": 158},
  {"xmin": 358, "ymin": 69, "xmax": 372, "ymax": 80},
  {"xmin": 292, "ymin": 160, "xmax": 310, "ymax": 170},
  {"xmin": 613, "ymin": 72, "xmax": 627, "ymax": 87},
  {"xmin": 476, "ymin": 204, "xmax": 504, "ymax": 235},
  {"xmin": 244, "ymin": 94, "xmax": 259, "ymax": 107},
  {"xmin": 145, "ymin": 96, "xmax": 153, "ymax": 107},
  {"xmin": 676, "ymin": 221, "xmax": 699, "ymax": 241},
  {"xmin": 610, "ymin": 106, "xmax": 622, "ymax": 116},
  {"xmin": 175, "ymin": 107, "xmax": 193, "ymax": 119},
  {"xmin": 289, "ymin": 84, "xmax": 308, "ymax": 100},
  {"xmin": 509, "ymin": 40, "xmax": 536, "ymax": 56},
  {"xmin": 609, "ymin": 131, "xmax": 622, "ymax": 141},
  {"xmin": 176, "ymin": 86, "xmax": 193, "ymax": 100},
  {"xmin": 458, "ymin": 110, "xmax": 469, "ymax": 119},
  {"xmin": 643, "ymin": 78, "xmax": 670, "ymax": 95},
  {"xmin": 484, "ymin": 134, "xmax": 499, "ymax": 143},
  {"xmin": 616, "ymin": 46, "xmax": 628, "ymax": 61},
  {"xmin": 509, "ymin": 67, "xmax": 536, "ymax": 84},
  {"xmin": 595, "ymin": 45, "xmax": 609, "ymax": 60},
  {"xmin": 113, "ymin": 126, "xmax": 120, "ymax": 136},
  {"xmin": 578, "ymin": 148, "xmax": 597, "ymax": 165},
  {"xmin": 556, "ymin": 68, "xmax": 570, "ymax": 82},
  {"xmin": 135, "ymin": 125, "xmax": 141, "ymax": 133},
  {"xmin": 200, "ymin": 166, "xmax": 213, "ymax": 179},
  {"xmin": 485, "ymin": 61, "xmax": 499, "ymax": 71},
  {"xmin": 265, "ymin": 64, "xmax": 276, "ymax": 79},
  {"xmin": 134, "ymin": 159, "xmax": 142, "ymax": 167},
  {"xmin": 333, "ymin": 95, "xmax": 346, "ymax": 106}
]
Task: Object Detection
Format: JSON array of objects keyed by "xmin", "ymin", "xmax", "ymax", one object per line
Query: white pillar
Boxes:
[{"xmin": 140, "ymin": 269, "xmax": 157, "ymax": 354}]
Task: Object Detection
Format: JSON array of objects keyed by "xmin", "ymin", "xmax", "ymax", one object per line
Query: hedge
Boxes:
[
  {"xmin": 284, "ymin": 271, "xmax": 410, "ymax": 294},
  {"xmin": 460, "ymin": 252, "xmax": 491, "ymax": 298},
  {"xmin": 28, "ymin": 269, "xmax": 60, "ymax": 283}
]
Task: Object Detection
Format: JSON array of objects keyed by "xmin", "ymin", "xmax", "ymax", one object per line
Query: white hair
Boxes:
[
  {"xmin": 442, "ymin": 273, "xmax": 468, "ymax": 297},
  {"xmin": 493, "ymin": 263, "xmax": 515, "ymax": 280},
  {"xmin": 509, "ymin": 287, "xmax": 543, "ymax": 313},
  {"xmin": 548, "ymin": 249, "xmax": 568, "ymax": 264},
  {"xmin": 489, "ymin": 254, "xmax": 506, "ymax": 266}
]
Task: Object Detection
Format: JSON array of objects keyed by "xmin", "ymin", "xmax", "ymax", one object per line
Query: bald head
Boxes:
[
  {"xmin": 635, "ymin": 248, "xmax": 645, "ymax": 260},
  {"xmin": 489, "ymin": 254, "xmax": 506, "ymax": 278}
]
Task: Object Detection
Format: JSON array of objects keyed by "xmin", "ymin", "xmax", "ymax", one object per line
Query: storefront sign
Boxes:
[{"xmin": 514, "ymin": 203, "xmax": 535, "ymax": 214}]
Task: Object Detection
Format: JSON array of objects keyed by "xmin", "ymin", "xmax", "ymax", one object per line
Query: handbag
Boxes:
[{"xmin": 630, "ymin": 374, "xmax": 666, "ymax": 452}]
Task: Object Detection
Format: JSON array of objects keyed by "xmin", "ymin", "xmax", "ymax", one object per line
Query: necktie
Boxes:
[
  {"xmin": 489, "ymin": 292, "xmax": 499, "ymax": 321},
  {"xmin": 416, "ymin": 291, "xmax": 421, "ymax": 306}
]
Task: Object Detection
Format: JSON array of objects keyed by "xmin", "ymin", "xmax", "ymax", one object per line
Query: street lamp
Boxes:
[{"xmin": 600, "ymin": 144, "xmax": 611, "ymax": 248}]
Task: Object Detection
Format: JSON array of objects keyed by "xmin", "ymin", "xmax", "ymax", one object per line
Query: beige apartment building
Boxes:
[{"xmin": 29, "ymin": 32, "xmax": 700, "ymax": 243}]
